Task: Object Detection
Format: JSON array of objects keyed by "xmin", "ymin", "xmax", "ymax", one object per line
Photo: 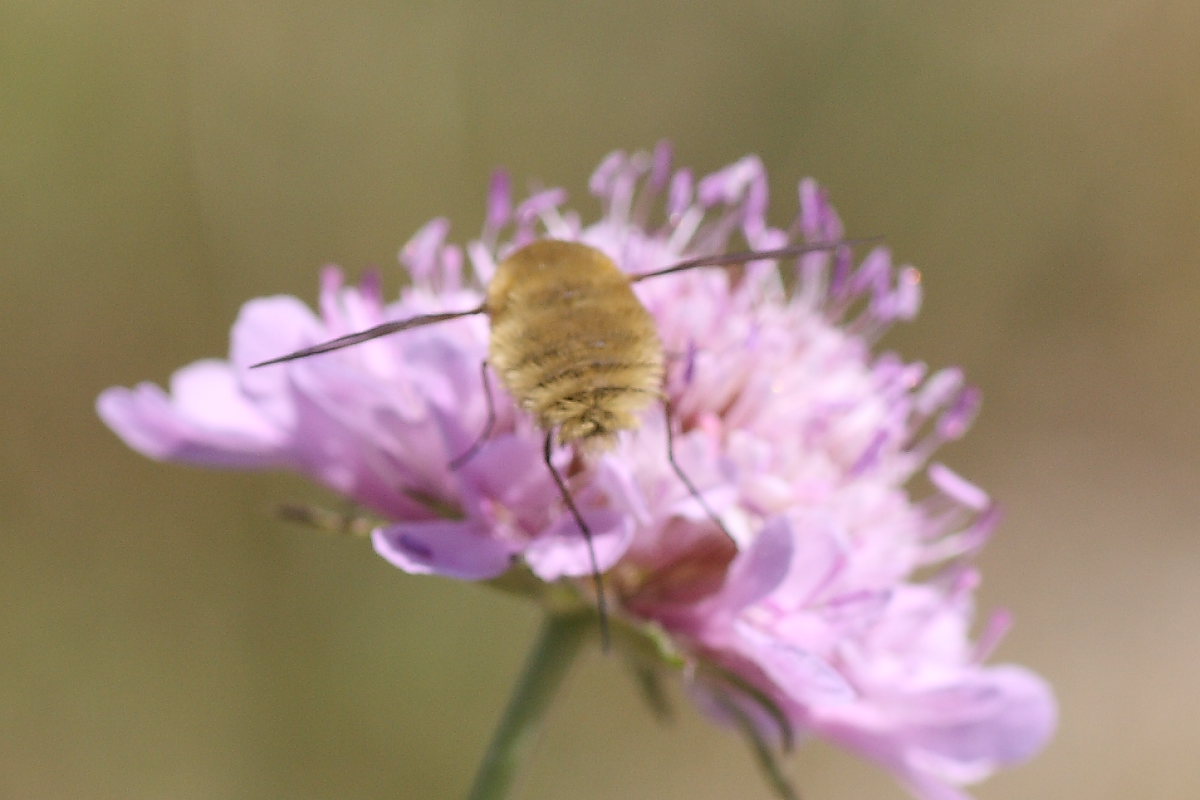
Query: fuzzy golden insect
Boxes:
[
  {"xmin": 254, "ymin": 238, "xmax": 859, "ymax": 642},
  {"xmin": 487, "ymin": 240, "xmax": 664, "ymax": 450}
]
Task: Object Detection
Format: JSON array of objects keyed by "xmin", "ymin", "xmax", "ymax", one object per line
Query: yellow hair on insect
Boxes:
[{"xmin": 486, "ymin": 240, "xmax": 665, "ymax": 451}]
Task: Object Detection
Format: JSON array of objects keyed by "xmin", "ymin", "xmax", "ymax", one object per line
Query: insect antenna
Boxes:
[
  {"xmin": 542, "ymin": 431, "xmax": 612, "ymax": 651},
  {"xmin": 627, "ymin": 238, "xmax": 883, "ymax": 283},
  {"xmin": 250, "ymin": 305, "xmax": 486, "ymax": 368}
]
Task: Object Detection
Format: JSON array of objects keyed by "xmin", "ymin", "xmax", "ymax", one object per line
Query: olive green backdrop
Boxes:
[{"xmin": 4, "ymin": 2, "xmax": 1197, "ymax": 798}]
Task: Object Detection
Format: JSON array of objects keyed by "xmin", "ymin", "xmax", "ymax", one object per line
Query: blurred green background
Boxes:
[{"xmin": 4, "ymin": 1, "xmax": 1198, "ymax": 798}]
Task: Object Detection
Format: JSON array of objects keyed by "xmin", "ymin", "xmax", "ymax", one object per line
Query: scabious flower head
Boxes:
[{"xmin": 98, "ymin": 144, "xmax": 1055, "ymax": 799}]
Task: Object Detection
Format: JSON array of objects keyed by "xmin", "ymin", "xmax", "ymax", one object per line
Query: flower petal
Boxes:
[
  {"xmin": 704, "ymin": 516, "xmax": 794, "ymax": 614},
  {"xmin": 732, "ymin": 622, "xmax": 858, "ymax": 705},
  {"xmin": 525, "ymin": 508, "xmax": 634, "ymax": 580},
  {"xmin": 97, "ymin": 360, "xmax": 288, "ymax": 468},
  {"xmin": 899, "ymin": 666, "xmax": 1059, "ymax": 770},
  {"xmin": 372, "ymin": 519, "xmax": 515, "ymax": 580}
]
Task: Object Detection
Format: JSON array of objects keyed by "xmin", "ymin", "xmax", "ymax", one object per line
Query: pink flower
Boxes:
[{"xmin": 98, "ymin": 144, "xmax": 1055, "ymax": 799}]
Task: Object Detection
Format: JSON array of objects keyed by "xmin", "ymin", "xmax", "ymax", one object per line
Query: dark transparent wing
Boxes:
[
  {"xmin": 251, "ymin": 306, "xmax": 485, "ymax": 368},
  {"xmin": 627, "ymin": 238, "xmax": 883, "ymax": 282}
]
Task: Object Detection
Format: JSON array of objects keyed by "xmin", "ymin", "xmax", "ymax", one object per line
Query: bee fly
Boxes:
[{"xmin": 255, "ymin": 239, "xmax": 866, "ymax": 645}]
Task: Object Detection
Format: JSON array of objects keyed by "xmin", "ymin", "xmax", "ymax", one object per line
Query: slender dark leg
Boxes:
[
  {"xmin": 664, "ymin": 400, "xmax": 735, "ymax": 543},
  {"xmin": 449, "ymin": 360, "xmax": 496, "ymax": 470},
  {"xmin": 543, "ymin": 431, "xmax": 611, "ymax": 651}
]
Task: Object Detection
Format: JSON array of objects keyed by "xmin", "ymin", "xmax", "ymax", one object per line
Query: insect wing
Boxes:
[
  {"xmin": 628, "ymin": 239, "xmax": 881, "ymax": 282},
  {"xmin": 251, "ymin": 306, "xmax": 485, "ymax": 368}
]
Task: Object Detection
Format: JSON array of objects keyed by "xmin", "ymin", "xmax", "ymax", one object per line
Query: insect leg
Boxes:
[
  {"xmin": 663, "ymin": 400, "xmax": 735, "ymax": 544},
  {"xmin": 542, "ymin": 431, "xmax": 611, "ymax": 650},
  {"xmin": 448, "ymin": 360, "xmax": 496, "ymax": 470}
]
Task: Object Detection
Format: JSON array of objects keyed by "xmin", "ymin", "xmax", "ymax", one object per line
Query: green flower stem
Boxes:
[{"xmin": 466, "ymin": 611, "xmax": 593, "ymax": 800}]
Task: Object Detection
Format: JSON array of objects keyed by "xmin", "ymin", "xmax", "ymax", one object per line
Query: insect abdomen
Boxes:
[{"xmin": 487, "ymin": 241, "xmax": 665, "ymax": 450}]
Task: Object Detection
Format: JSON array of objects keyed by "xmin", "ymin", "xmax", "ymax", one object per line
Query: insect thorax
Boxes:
[{"xmin": 486, "ymin": 240, "xmax": 665, "ymax": 448}]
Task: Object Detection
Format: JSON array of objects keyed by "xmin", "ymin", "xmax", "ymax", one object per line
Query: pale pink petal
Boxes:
[
  {"xmin": 732, "ymin": 622, "xmax": 857, "ymax": 705},
  {"xmin": 897, "ymin": 666, "xmax": 1058, "ymax": 769},
  {"xmin": 97, "ymin": 362, "xmax": 288, "ymax": 468},
  {"xmin": 485, "ymin": 170, "xmax": 512, "ymax": 234},
  {"xmin": 700, "ymin": 516, "xmax": 794, "ymax": 615},
  {"xmin": 372, "ymin": 519, "xmax": 514, "ymax": 580},
  {"xmin": 229, "ymin": 295, "xmax": 323, "ymax": 371},
  {"xmin": 525, "ymin": 509, "xmax": 634, "ymax": 580}
]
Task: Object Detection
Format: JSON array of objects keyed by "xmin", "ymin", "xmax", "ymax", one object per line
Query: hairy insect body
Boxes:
[{"xmin": 487, "ymin": 240, "xmax": 665, "ymax": 451}]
